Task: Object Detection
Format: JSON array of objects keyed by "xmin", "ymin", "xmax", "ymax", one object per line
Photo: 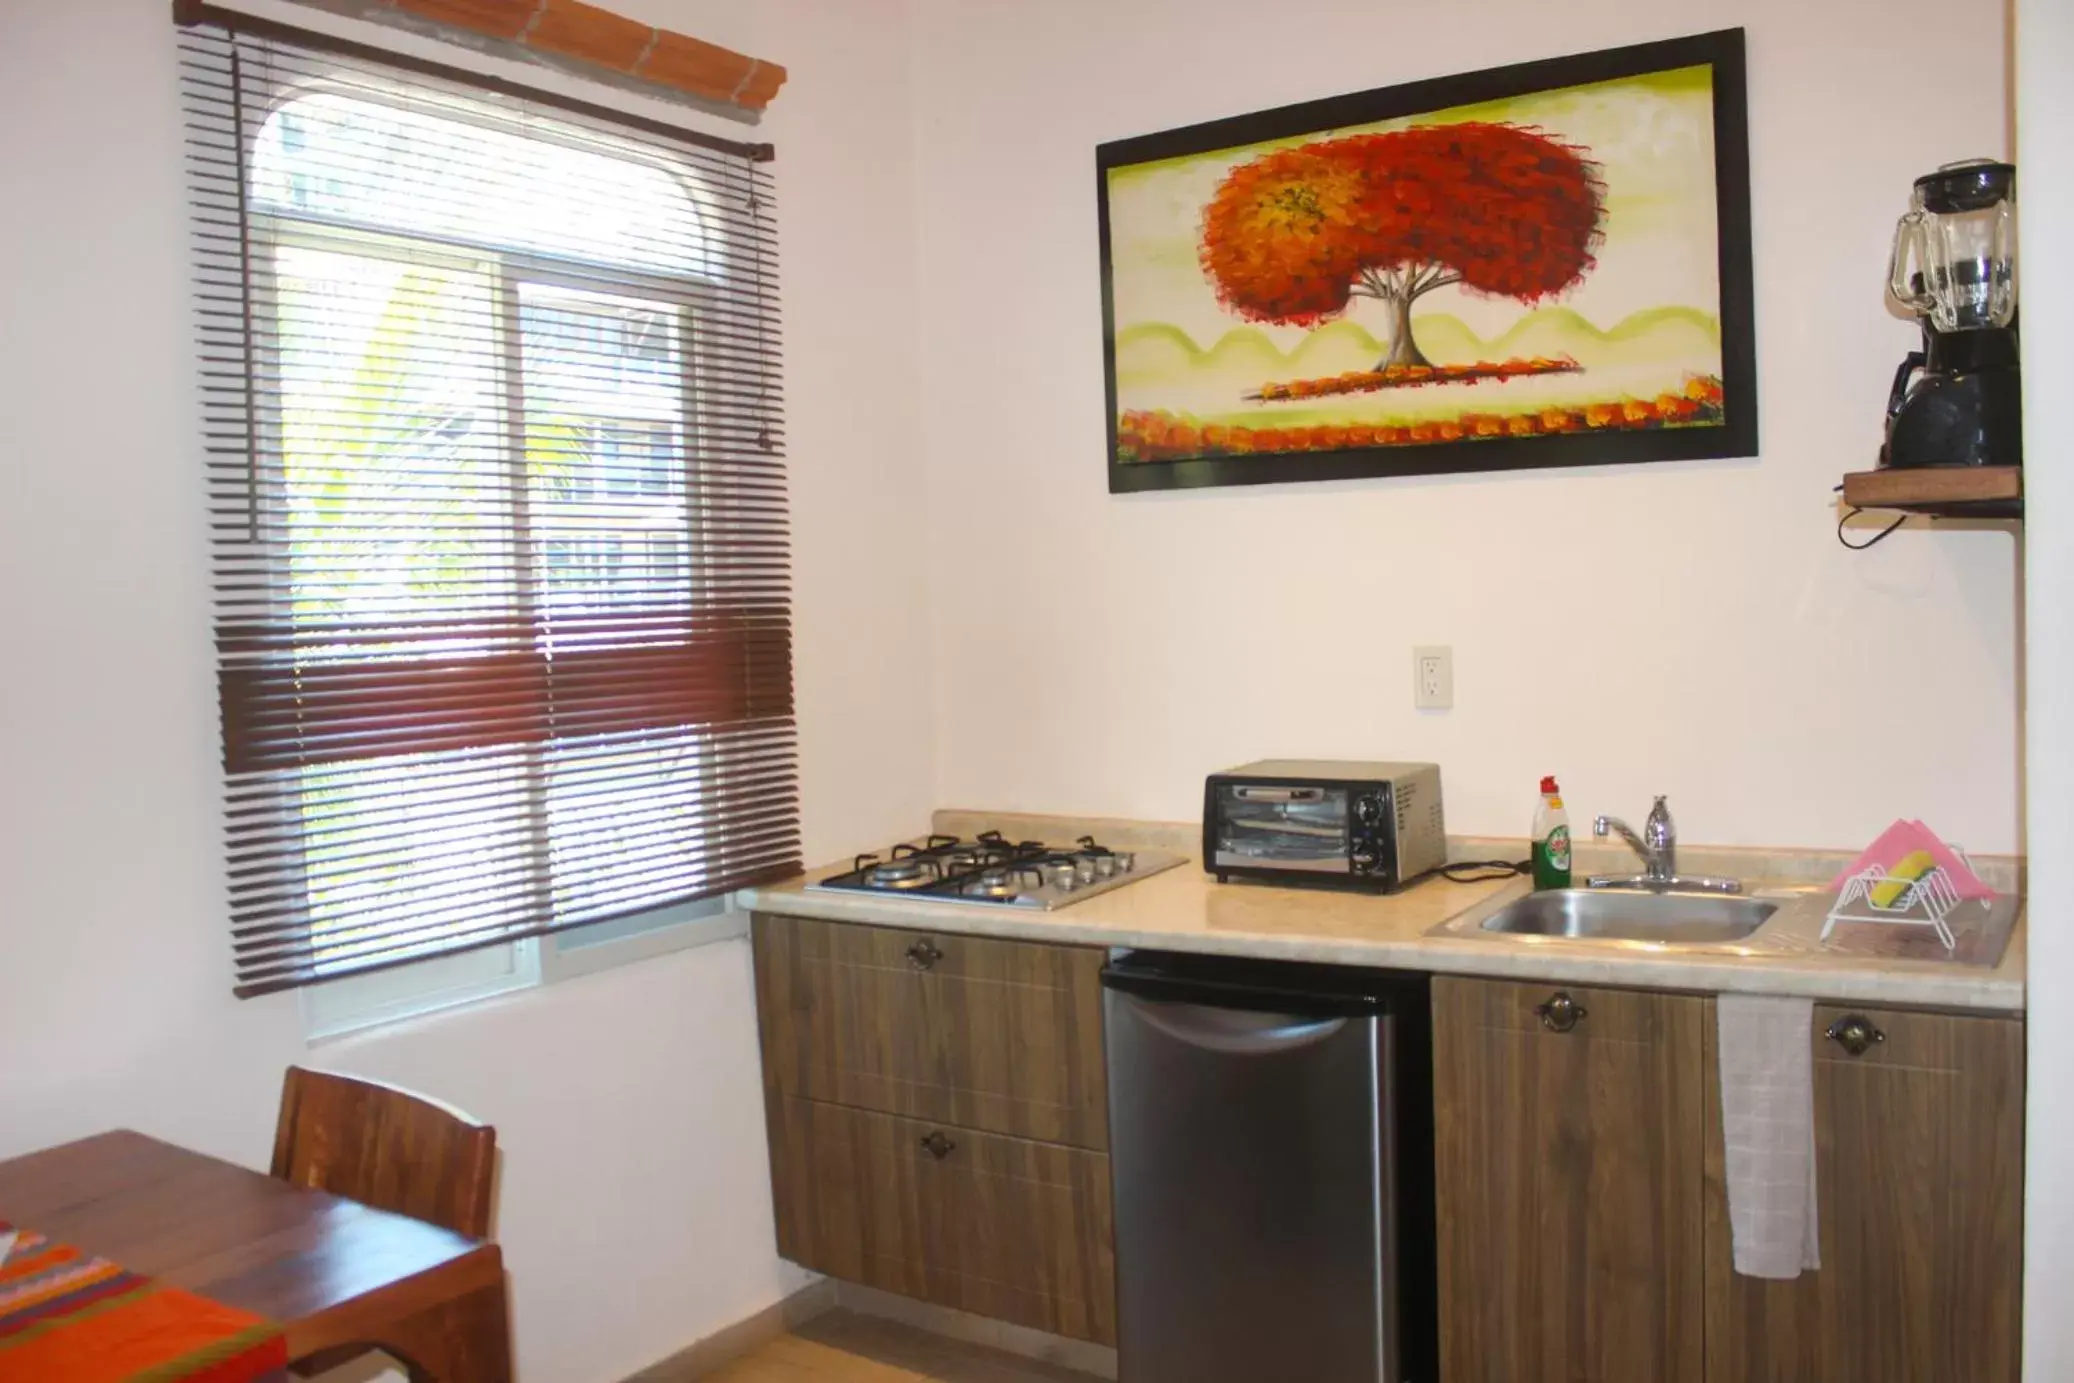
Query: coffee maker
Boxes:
[{"xmin": 1881, "ymin": 159, "xmax": 2020, "ymax": 469}]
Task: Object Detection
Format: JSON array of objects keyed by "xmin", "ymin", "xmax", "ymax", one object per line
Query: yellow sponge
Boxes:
[{"xmin": 1871, "ymin": 849, "xmax": 1936, "ymax": 908}]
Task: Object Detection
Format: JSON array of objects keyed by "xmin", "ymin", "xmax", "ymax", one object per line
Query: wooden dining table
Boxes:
[{"xmin": 0, "ymin": 1129, "xmax": 511, "ymax": 1381}]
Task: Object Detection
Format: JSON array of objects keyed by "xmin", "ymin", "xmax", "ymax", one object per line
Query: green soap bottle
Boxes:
[{"xmin": 1532, "ymin": 776, "xmax": 1572, "ymax": 890}]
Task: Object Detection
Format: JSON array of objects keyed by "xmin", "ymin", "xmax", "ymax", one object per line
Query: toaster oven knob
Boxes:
[
  {"xmin": 1355, "ymin": 795, "xmax": 1383, "ymax": 825},
  {"xmin": 1352, "ymin": 848, "xmax": 1379, "ymax": 872}
]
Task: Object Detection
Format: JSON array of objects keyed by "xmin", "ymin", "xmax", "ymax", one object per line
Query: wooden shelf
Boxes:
[{"xmin": 1840, "ymin": 466, "xmax": 2022, "ymax": 519}]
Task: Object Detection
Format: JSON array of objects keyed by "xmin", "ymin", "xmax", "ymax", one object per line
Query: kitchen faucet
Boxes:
[{"xmin": 1589, "ymin": 796, "xmax": 1741, "ymax": 894}]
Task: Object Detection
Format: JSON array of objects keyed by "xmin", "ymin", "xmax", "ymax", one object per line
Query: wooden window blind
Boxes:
[{"xmin": 179, "ymin": 8, "xmax": 798, "ymax": 998}]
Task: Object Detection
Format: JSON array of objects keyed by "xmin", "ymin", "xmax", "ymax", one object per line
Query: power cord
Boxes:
[
  {"xmin": 1438, "ymin": 859, "xmax": 1531, "ymax": 883},
  {"xmin": 1837, "ymin": 504, "xmax": 1909, "ymax": 550}
]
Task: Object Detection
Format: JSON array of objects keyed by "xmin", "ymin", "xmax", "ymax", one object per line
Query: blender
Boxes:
[{"xmin": 1881, "ymin": 159, "xmax": 2020, "ymax": 469}]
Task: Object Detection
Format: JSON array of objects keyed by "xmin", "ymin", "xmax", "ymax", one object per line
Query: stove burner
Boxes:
[
  {"xmin": 942, "ymin": 845, "xmax": 1011, "ymax": 872},
  {"xmin": 961, "ymin": 869, "xmax": 1024, "ymax": 900},
  {"xmin": 813, "ymin": 834, "xmax": 1175, "ymax": 909},
  {"xmin": 868, "ymin": 858, "xmax": 937, "ymax": 889}
]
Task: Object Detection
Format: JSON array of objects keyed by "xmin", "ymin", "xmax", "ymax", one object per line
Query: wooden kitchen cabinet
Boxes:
[
  {"xmin": 765, "ymin": 1093, "xmax": 1117, "ymax": 1344},
  {"xmin": 756, "ymin": 917, "xmax": 2025, "ymax": 1369},
  {"xmin": 751, "ymin": 913, "xmax": 1116, "ymax": 1344},
  {"xmin": 1432, "ymin": 975, "xmax": 1708, "ymax": 1383},
  {"xmin": 752, "ymin": 912, "xmax": 1109, "ymax": 1148},
  {"xmin": 1702, "ymin": 1003, "xmax": 2026, "ymax": 1383},
  {"xmin": 1435, "ymin": 975, "xmax": 2026, "ymax": 1383}
]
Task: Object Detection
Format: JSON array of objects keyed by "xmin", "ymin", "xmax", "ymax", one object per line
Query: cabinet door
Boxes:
[
  {"xmin": 752, "ymin": 913, "xmax": 1109, "ymax": 1149},
  {"xmin": 1703, "ymin": 1004, "xmax": 2025, "ymax": 1383},
  {"xmin": 1433, "ymin": 976, "xmax": 1707, "ymax": 1383},
  {"xmin": 765, "ymin": 1094, "xmax": 1118, "ymax": 1344}
]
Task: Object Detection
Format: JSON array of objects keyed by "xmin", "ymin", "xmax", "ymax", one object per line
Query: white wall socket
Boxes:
[{"xmin": 1414, "ymin": 646, "xmax": 1454, "ymax": 710}]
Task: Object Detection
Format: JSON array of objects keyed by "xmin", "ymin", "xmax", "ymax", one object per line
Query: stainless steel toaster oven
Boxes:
[{"xmin": 1204, "ymin": 760, "xmax": 1446, "ymax": 892}]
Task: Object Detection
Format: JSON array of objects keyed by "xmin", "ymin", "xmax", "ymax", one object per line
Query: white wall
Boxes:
[
  {"xmin": 0, "ymin": 2, "xmax": 933, "ymax": 1380},
  {"xmin": 0, "ymin": 0, "xmax": 2044, "ymax": 1375},
  {"xmin": 909, "ymin": 0, "xmax": 2019, "ymax": 855},
  {"xmin": 2018, "ymin": 0, "xmax": 2072, "ymax": 1374}
]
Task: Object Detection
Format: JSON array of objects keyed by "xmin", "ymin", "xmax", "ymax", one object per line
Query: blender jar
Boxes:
[{"xmin": 1888, "ymin": 159, "xmax": 2016, "ymax": 331}]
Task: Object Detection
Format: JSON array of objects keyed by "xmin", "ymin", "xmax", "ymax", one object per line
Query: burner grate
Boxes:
[{"xmin": 809, "ymin": 833, "xmax": 1172, "ymax": 909}]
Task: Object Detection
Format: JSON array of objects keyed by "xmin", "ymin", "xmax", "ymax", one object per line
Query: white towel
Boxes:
[{"xmin": 1716, "ymin": 994, "xmax": 1820, "ymax": 1279}]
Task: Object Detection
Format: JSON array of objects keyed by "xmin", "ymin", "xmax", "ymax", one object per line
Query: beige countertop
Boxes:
[{"xmin": 736, "ymin": 813, "xmax": 2025, "ymax": 1013}]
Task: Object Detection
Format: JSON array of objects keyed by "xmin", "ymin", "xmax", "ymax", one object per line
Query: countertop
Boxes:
[{"xmin": 736, "ymin": 815, "xmax": 2025, "ymax": 1013}]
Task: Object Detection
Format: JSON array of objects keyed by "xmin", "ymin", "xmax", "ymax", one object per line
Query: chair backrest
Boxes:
[{"xmin": 270, "ymin": 1066, "xmax": 497, "ymax": 1240}]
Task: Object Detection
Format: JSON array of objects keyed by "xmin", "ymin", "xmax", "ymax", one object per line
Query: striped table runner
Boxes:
[{"xmin": 0, "ymin": 1223, "xmax": 288, "ymax": 1382}]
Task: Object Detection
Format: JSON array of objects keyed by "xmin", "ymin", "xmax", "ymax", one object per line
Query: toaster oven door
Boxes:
[{"xmin": 1213, "ymin": 784, "xmax": 1353, "ymax": 874}]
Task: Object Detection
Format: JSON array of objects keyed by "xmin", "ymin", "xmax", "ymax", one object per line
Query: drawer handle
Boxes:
[
  {"xmin": 1536, "ymin": 991, "xmax": 1587, "ymax": 1033},
  {"xmin": 905, "ymin": 940, "xmax": 944, "ymax": 972},
  {"xmin": 919, "ymin": 1131, "xmax": 957, "ymax": 1160},
  {"xmin": 1826, "ymin": 1014, "xmax": 1887, "ymax": 1057}
]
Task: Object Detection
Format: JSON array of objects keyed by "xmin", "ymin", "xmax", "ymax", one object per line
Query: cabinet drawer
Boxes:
[
  {"xmin": 752, "ymin": 913, "xmax": 1109, "ymax": 1149},
  {"xmin": 1809, "ymin": 1001, "xmax": 2017, "ymax": 1070},
  {"xmin": 766, "ymin": 1094, "xmax": 1117, "ymax": 1345},
  {"xmin": 1442, "ymin": 974, "xmax": 1696, "ymax": 1046}
]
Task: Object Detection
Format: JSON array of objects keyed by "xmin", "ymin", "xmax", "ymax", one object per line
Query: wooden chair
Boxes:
[
  {"xmin": 270, "ymin": 1066, "xmax": 498, "ymax": 1239},
  {"xmin": 272, "ymin": 1068, "xmax": 502, "ymax": 1379}
]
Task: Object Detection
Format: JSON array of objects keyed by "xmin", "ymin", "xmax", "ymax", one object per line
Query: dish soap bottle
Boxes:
[{"xmin": 1532, "ymin": 776, "xmax": 1572, "ymax": 890}]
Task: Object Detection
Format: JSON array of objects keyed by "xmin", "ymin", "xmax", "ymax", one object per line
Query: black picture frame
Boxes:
[{"xmin": 1097, "ymin": 28, "xmax": 1757, "ymax": 495}]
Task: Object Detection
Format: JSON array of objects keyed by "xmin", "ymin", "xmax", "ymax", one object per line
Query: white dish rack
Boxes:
[{"xmin": 1822, "ymin": 860, "xmax": 1974, "ymax": 951}]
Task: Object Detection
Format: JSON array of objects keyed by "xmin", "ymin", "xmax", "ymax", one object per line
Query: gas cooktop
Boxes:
[{"xmin": 807, "ymin": 832, "xmax": 1185, "ymax": 910}]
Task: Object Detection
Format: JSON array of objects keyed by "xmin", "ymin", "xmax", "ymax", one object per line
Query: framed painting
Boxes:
[{"xmin": 1098, "ymin": 29, "xmax": 1756, "ymax": 493}]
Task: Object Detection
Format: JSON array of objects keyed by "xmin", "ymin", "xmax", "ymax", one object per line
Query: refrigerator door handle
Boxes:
[
  {"xmin": 1117, "ymin": 992, "xmax": 1349, "ymax": 1056},
  {"xmin": 1101, "ymin": 964, "xmax": 1386, "ymax": 1017}
]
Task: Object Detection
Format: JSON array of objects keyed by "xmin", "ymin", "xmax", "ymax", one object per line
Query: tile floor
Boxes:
[{"xmin": 706, "ymin": 1310, "xmax": 1104, "ymax": 1383}]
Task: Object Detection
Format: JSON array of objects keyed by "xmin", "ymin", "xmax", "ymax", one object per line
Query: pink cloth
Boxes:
[{"xmin": 1827, "ymin": 819, "xmax": 1994, "ymax": 899}]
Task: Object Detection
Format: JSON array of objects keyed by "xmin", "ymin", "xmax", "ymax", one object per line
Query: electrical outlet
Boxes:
[{"xmin": 1414, "ymin": 646, "xmax": 1453, "ymax": 710}]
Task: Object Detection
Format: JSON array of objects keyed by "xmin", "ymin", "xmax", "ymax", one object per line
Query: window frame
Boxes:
[
  {"xmin": 299, "ymin": 895, "xmax": 744, "ymax": 1042},
  {"xmin": 243, "ymin": 76, "xmax": 751, "ymax": 1033}
]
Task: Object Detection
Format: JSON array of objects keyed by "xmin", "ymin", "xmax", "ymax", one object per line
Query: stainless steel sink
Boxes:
[{"xmin": 1476, "ymin": 889, "xmax": 1778, "ymax": 944}]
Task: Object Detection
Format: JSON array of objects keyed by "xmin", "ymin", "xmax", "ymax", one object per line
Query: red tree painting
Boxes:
[{"xmin": 1199, "ymin": 123, "xmax": 1606, "ymax": 371}]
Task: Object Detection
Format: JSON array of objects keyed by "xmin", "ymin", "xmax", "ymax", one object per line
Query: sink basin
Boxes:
[{"xmin": 1477, "ymin": 889, "xmax": 1778, "ymax": 944}]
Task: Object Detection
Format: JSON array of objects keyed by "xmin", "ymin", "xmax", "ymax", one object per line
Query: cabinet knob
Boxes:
[
  {"xmin": 1536, "ymin": 991, "xmax": 1587, "ymax": 1033},
  {"xmin": 919, "ymin": 1131, "xmax": 956, "ymax": 1160},
  {"xmin": 1825, "ymin": 1013, "xmax": 1887, "ymax": 1057},
  {"xmin": 906, "ymin": 940, "xmax": 944, "ymax": 972}
]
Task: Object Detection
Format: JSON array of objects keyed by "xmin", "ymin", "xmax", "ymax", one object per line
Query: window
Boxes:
[{"xmin": 180, "ymin": 17, "xmax": 798, "ymax": 1000}]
